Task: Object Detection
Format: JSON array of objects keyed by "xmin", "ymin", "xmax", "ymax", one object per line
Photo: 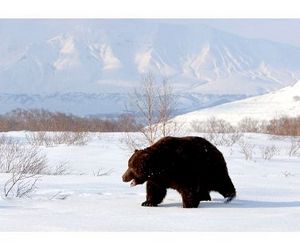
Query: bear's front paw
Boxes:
[{"xmin": 141, "ymin": 201, "xmax": 158, "ymax": 207}]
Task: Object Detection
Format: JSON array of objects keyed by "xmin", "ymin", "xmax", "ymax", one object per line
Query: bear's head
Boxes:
[{"xmin": 122, "ymin": 149, "xmax": 151, "ymax": 187}]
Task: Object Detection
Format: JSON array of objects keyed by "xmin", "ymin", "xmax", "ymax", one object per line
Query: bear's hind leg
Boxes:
[
  {"xmin": 141, "ymin": 181, "xmax": 167, "ymax": 207},
  {"xmin": 180, "ymin": 189, "xmax": 200, "ymax": 208},
  {"xmin": 199, "ymin": 190, "xmax": 211, "ymax": 202}
]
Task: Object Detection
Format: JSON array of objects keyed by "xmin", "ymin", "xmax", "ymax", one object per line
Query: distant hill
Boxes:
[{"xmin": 173, "ymin": 80, "xmax": 300, "ymax": 127}]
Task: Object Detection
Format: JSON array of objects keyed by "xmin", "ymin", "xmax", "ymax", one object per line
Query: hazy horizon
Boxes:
[{"xmin": 1, "ymin": 19, "xmax": 299, "ymax": 48}]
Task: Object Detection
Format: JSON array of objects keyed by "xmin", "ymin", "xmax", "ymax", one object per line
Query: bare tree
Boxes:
[
  {"xmin": 125, "ymin": 73, "xmax": 178, "ymax": 149},
  {"xmin": 158, "ymin": 78, "xmax": 177, "ymax": 138},
  {"xmin": 133, "ymin": 74, "xmax": 159, "ymax": 145}
]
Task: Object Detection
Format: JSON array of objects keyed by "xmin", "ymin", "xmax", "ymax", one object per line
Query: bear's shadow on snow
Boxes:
[{"xmin": 161, "ymin": 199, "xmax": 300, "ymax": 209}]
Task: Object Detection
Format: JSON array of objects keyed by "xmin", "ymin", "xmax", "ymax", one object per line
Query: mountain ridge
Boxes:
[
  {"xmin": 1, "ymin": 20, "xmax": 300, "ymax": 115},
  {"xmin": 0, "ymin": 91, "xmax": 246, "ymax": 117},
  {"xmin": 1, "ymin": 20, "xmax": 300, "ymax": 94}
]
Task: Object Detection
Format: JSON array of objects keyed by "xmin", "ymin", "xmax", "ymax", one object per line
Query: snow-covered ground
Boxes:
[
  {"xmin": 173, "ymin": 80, "xmax": 300, "ymax": 127},
  {"xmin": 0, "ymin": 132, "xmax": 300, "ymax": 231}
]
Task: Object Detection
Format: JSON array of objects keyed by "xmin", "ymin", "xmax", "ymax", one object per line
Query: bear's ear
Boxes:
[{"xmin": 134, "ymin": 149, "xmax": 139, "ymax": 153}]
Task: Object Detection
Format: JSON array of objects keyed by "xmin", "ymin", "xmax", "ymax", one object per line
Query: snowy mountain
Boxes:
[
  {"xmin": 1, "ymin": 19, "xmax": 300, "ymax": 115},
  {"xmin": 173, "ymin": 80, "xmax": 300, "ymax": 126}
]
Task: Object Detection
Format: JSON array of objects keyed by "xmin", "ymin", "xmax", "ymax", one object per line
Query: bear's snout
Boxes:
[
  {"xmin": 122, "ymin": 169, "xmax": 132, "ymax": 182},
  {"xmin": 122, "ymin": 173, "xmax": 128, "ymax": 182}
]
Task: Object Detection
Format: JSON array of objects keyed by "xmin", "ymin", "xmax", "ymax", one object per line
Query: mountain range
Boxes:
[{"xmin": 0, "ymin": 19, "xmax": 300, "ymax": 116}]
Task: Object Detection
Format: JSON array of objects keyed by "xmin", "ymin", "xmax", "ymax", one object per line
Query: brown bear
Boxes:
[{"xmin": 122, "ymin": 136, "xmax": 236, "ymax": 208}]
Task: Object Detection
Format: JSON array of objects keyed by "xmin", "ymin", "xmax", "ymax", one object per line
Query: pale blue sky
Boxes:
[
  {"xmin": 161, "ymin": 19, "xmax": 300, "ymax": 48},
  {"xmin": 1, "ymin": 19, "xmax": 299, "ymax": 48},
  {"xmin": 196, "ymin": 19, "xmax": 300, "ymax": 48}
]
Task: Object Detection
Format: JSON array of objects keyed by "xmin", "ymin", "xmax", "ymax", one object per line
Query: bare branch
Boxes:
[
  {"xmin": 0, "ymin": 136, "xmax": 47, "ymax": 198},
  {"xmin": 125, "ymin": 73, "xmax": 179, "ymax": 149}
]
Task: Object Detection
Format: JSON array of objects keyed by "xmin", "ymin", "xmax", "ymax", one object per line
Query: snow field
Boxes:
[{"xmin": 0, "ymin": 132, "xmax": 299, "ymax": 231}]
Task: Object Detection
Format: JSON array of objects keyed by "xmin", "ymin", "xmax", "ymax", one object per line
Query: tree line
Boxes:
[{"xmin": 0, "ymin": 109, "xmax": 140, "ymax": 132}]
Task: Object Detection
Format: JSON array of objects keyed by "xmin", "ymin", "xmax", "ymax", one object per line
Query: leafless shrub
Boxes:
[
  {"xmin": 48, "ymin": 191, "xmax": 71, "ymax": 200},
  {"xmin": 47, "ymin": 132, "xmax": 90, "ymax": 146},
  {"xmin": 210, "ymin": 131, "xmax": 244, "ymax": 147},
  {"xmin": 190, "ymin": 118, "xmax": 242, "ymax": 146},
  {"xmin": 192, "ymin": 115, "xmax": 300, "ymax": 137},
  {"xmin": 43, "ymin": 161, "xmax": 70, "ymax": 176},
  {"xmin": 64, "ymin": 132, "xmax": 90, "ymax": 146},
  {"xmin": 26, "ymin": 131, "xmax": 90, "ymax": 146},
  {"xmin": 238, "ymin": 140, "xmax": 256, "ymax": 160},
  {"xmin": 266, "ymin": 116, "xmax": 300, "ymax": 136},
  {"xmin": 237, "ymin": 117, "xmax": 261, "ymax": 133},
  {"xmin": 191, "ymin": 117, "xmax": 230, "ymax": 144},
  {"xmin": 93, "ymin": 168, "xmax": 113, "ymax": 177},
  {"xmin": 116, "ymin": 114, "xmax": 141, "ymax": 132},
  {"xmin": 0, "ymin": 135, "xmax": 8, "ymax": 145},
  {"xmin": 0, "ymin": 136, "xmax": 47, "ymax": 198},
  {"xmin": 206, "ymin": 117, "xmax": 234, "ymax": 133},
  {"xmin": 282, "ymin": 171, "xmax": 295, "ymax": 178},
  {"xmin": 190, "ymin": 120, "xmax": 206, "ymax": 133},
  {"xmin": 227, "ymin": 132, "xmax": 244, "ymax": 146},
  {"xmin": 260, "ymin": 145, "xmax": 280, "ymax": 160},
  {"xmin": 120, "ymin": 132, "xmax": 145, "ymax": 151},
  {"xmin": 50, "ymin": 132, "xmax": 69, "ymax": 145},
  {"xmin": 0, "ymin": 136, "xmax": 17, "ymax": 173},
  {"xmin": 26, "ymin": 131, "xmax": 52, "ymax": 146},
  {"xmin": 288, "ymin": 137, "xmax": 300, "ymax": 157},
  {"xmin": 259, "ymin": 120, "xmax": 269, "ymax": 134},
  {"xmin": 52, "ymin": 161, "xmax": 70, "ymax": 175}
]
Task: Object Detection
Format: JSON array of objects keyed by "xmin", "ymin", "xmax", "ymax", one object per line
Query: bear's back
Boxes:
[
  {"xmin": 152, "ymin": 136, "xmax": 217, "ymax": 152},
  {"xmin": 149, "ymin": 136, "xmax": 227, "ymax": 173}
]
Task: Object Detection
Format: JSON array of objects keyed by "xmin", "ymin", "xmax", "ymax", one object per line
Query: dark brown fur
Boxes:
[{"xmin": 122, "ymin": 136, "xmax": 236, "ymax": 208}]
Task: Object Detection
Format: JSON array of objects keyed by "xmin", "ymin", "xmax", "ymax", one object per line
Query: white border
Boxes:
[
  {"xmin": 0, "ymin": 0, "xmax": 299, "ymax": 18},
  {"xmin": 0, "ymin": 0, "xmax": 299, "ymax": 250},
  {"xmin": 0, "ymin": 232, "xmax": 299, "ymax": 251}
]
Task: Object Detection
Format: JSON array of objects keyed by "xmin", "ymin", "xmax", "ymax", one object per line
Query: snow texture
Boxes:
[{"xmin": 0, "ymin": 132, "xmax": 299, "ymax": 231}]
